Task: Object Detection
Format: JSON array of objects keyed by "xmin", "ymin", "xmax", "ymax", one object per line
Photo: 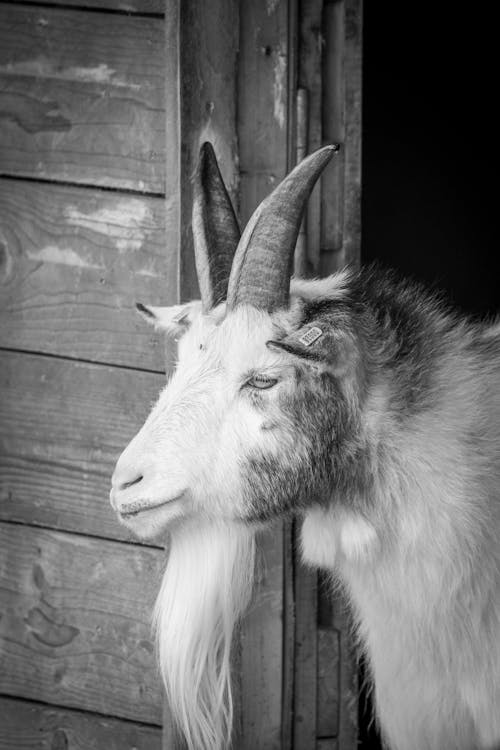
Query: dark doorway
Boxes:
[{"xmin": 361, "ymin": 3, "xmax": 499, "ymax": 318}]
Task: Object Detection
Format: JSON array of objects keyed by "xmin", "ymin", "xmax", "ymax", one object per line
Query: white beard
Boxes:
[{"xmin": 153, "ymin": 517, "xmax": 256, "ymax": 750}]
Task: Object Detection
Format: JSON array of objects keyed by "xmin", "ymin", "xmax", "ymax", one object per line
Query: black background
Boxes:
[
  {"xmin": 359, "ymin": 4, "xmax": 497, "ymax": 747},
  {"xmin": 361, "ymin": 3, "xmax": 498, "ymax": 320}
]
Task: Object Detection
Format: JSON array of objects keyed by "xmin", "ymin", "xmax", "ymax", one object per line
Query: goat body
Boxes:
[
  {"xmin": 301, "ymin": 269, "xmax": 500, "ymax": 750},
  {"xmin": 111, "ymin": 143, "xmax": 500, "ymax": 750}
]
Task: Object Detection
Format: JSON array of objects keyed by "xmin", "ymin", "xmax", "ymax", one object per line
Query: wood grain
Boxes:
[
  {"xmin": 0, "ymin": 696, "xmax": 162, "ymax": 750},
  {"xmin": 0, "ymin": 5, "xmax": 165, "ymax": 191},
  {"xmin": 238, "ymin": 0, "xmax": 288, "ymax": 226},
  {"xmin": 320, "ymin": 0, "xmax": 345, "ymax": 267},
  {"xmin": 317, "ymin": 740, "xmax": 338, "ymax": 750},
  {"xmin": 299, "ymin": 0, "xmax": 324, "ymax": 274},
  {"xmin": 10, "ymin": 0, "xmax": 165, "ymax": 12},
  {"xmin": 342, "ymin": 0, "xmax": 363, "ymax": 265},
  {"xmin": 317, "ymin": 628, "xmax": 340, "ymax": 737},
  {"xmin": 169, "ymin": 0, "xmax": 240, "ymax": 303},
  {"xmin": 0, "ymin": 350, "xmax": 164, "ymax": 541},
  {"xmin": 331, "ymin": 590, "xmax": 358, "ymax": 749},
  {"xmin": 0, "ymin": 523, "xmax": 165, "ymax": 724},
  {"xmin": 0, "ymin": 178, "xmax": 176, "ymax": 370},
  {"xmin": 293, "ymin": 565, "xmax": 318, "ymax": 749},
  {"xmin": 320, "ymin": 0, "xmax": 363, "ymax": 274},
  {"xmin": 240, "ymin": 525, "xmax": 286, "ymax": 750}
]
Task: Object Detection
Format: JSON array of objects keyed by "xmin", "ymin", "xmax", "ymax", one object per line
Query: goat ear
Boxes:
[
  {"xmin": 193, "ymin": 143, "xmax": 240, "ymax": 312},
  {"xmin": 135, "ymin": 301, "xmax": 202, "ymax": 334}
]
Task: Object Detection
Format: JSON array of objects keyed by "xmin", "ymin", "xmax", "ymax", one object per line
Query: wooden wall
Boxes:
[
  {"xmin": 0, "ymin": 1, "xmax": 362, "ymax": 748},
  {"xmin": 0, "ymin": 2, "xmax": 169, "ymax": 747}
]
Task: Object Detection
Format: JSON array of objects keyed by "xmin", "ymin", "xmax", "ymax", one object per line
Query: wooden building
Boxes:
[{"xmin": 0, "ymin": 1, "xmax": 362, "ymax": 748}]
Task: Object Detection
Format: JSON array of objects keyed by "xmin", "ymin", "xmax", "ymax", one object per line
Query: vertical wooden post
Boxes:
[
  {"xmin": 342, "ymin": 0, "xmax": 363, "ymax": 264},
  {"xmin": 166, "ymin": 0, "xmax": 240, "ymax": 307},
  {"xmin": 320, "ymin": 0, "xmax": 363, "ymax": 274}
]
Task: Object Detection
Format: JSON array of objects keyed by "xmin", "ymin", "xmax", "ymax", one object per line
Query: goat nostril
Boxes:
[{"xmin": 119, "ymin": 474, "xmax": 143, "ymax": 491}]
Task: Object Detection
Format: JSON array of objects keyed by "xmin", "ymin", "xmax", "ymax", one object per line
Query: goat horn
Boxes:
[
  {"xmin": 226, "ymin": 144, "xmax": 339, "ymax": 312},
  {"xmin": 192, "ymin": 142, "xmax": 241, "ymax": 312}
]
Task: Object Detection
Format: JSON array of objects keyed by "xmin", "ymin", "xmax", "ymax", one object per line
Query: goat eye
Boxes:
[{"xmin": 247, "ymin": 375, "xmax": 278, "ymax": 390}]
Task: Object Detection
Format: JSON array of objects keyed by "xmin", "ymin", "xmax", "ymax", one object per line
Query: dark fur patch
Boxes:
[
  {"xmin": 240, "ymin": 265, "xmax": 473, "ymax": 522},
  {"xmin": 241, "ymin": 363, "xmax": 375, "ymax": 522}
]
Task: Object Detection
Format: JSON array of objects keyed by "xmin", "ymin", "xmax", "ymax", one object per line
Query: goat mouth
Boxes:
[{"xmin": 119, "ymin": 495, "xmax": 183, "ymax": 519}]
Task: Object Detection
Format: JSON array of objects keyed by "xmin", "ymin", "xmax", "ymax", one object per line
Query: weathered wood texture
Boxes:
[
  {"xmin": 240, "ymin": 525, "xmax": 287, "ymax": 750},
  {"xmin": 317, "ymin": 628, "xmax": 340, "ymax": 737},
  {"xmin": 342, "ymin": 0, "xmax": 363, "ymax": 264},
  {"xmin": 0, "ymin": 179, "xmax": 175, "ymax": 370},
  {"xmin": 293, "ymin": 562, "xmax": 318, "ymax": 749},
  {"xmin": 11, "ymin": 0, "xmax": 165, "ymax": 12},
  {"xmin": 0, "ymin": 696, "xmax": 162, "ymax": 750},
  {"xmin": 320, "ymin": 0, "xmax": 345, "ymax": 267},
  {"xmin": 0, "ymin": 5, "xmax": 165, "ymax": 192},
  {"xmin": 0, "ymin": 350, "xmax": 164, "ymax": 541},
  {"xmin": 299, "ymin": 0, "xmax": 324, "ymax": 274},
  {"xmin": 319, "ymin": 0, "xmax": 363, "ymax": 275},
  {"xmin": 0, "ymin": 523, "xmax": 165, "ymax": 723},
  {"xmin": 237, "ymin": 1, "xmax": 291, "ymax": 747},
  {"xmin": 165, "ymin": 0, "xmax": 239, "ymax": 303},
  {"xmin": 332, "ymin": 596, "xmax": 359, "ymax": 749},
  {"xmin": 317, "ymin": 740, "xmax": 338, "ymax": 750}
]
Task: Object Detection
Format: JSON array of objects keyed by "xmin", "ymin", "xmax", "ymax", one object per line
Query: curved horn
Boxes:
[
  {"xmin": 192, "ymin": 142, "xmax": 241, "ymax": 311},
  {"xmin": 226, "ymin": 144, "xmax": 339, "ymax": 312}
]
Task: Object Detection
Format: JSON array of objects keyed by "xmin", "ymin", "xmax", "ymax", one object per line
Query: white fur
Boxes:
[
  {"xmin": 301, "ymin": 347, "xmax": 500, "ymax": 750},
  {"xmin": 153, "ymin": 518, "xmax": 255, "ymax": 750}
]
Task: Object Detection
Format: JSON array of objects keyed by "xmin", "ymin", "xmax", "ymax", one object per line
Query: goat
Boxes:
[{"xmin": 110, "ymin": 142, "xmax": 500, "ymax": 750}]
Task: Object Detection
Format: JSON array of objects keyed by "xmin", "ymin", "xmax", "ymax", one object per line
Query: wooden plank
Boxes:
[
  {"xmin": 170, "ymin": 0, "xmax": 239, "ymax": 302},
  {"xmin": 320, "ymin": 0, "xmax": 345, "ymax": 268},
  {"xmin": 0, "ymin": 523, "xmax": 164, "ymax": 724},
  {"xmin": 237, "ymin": 1, "xmax": 290, "ymax": 746},
  {"xmin": 293, "ymin": 563, "xmax": 318, "ymax": 749},
  {"xmin": 0, "ymin": 179, "xmax": 175, "ymax": 370},
  {"xmin": 281, "ymin": 518, "xmax": 295, "ymax": 750},
  {"xmin": 0, "ymin": 5, "xmax": 165, "ymax": 192},
  {"xmin": 11, "ymin": 0, "xmax": 165, "ymax": 12},
  {"xmin": 331, "ymin": 591, "xmax": 358, "ymax": 749},
  {"xmin": 240, "ymin": 525, "xmax": 286, "ymax": 750},
  {"xmin": 0, "ymin": 350, "xmax": 164, "ymax": 542},
  {"xmin": 320, "ymin": 0, "xmax": 363, "ymax": 274},
  {"xmin": 317, "ymin": 739, "xmax": 338, "ymax": 750},
  {"xmin": 238, "ymin": 0, "xmax": 288, "ymax": 225},
  {"xmin": 317, "ymin": 628, "xmax": 340, "ymax": 737},
  {"xmin": 0, "ymin": 696, "xmax": 162, "ymax": 750},
  {"xmin": 342, "ymin": 0, "xmax": 363, "ymax": 264},
  {"xmin": 299, "ymin": 0, "xmax": 324, "ymax": 273}
]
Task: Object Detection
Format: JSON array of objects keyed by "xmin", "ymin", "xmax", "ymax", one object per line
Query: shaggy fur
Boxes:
[
  {"xmin": 153, "ymin": 518, "xmax": 255, "ymax": 750},
  {"xmin": 111, "ymin": 265, "xmax": 500, "ymax": 750}
]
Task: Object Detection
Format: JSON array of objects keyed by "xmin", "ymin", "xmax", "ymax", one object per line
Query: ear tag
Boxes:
[
  {"xmin": 298, "ymin": 326, "xmax": 323, "ymax": 347},
  {"xmin": 173, "ymin": 311, "xmax": 189, "ymax": 325}
]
